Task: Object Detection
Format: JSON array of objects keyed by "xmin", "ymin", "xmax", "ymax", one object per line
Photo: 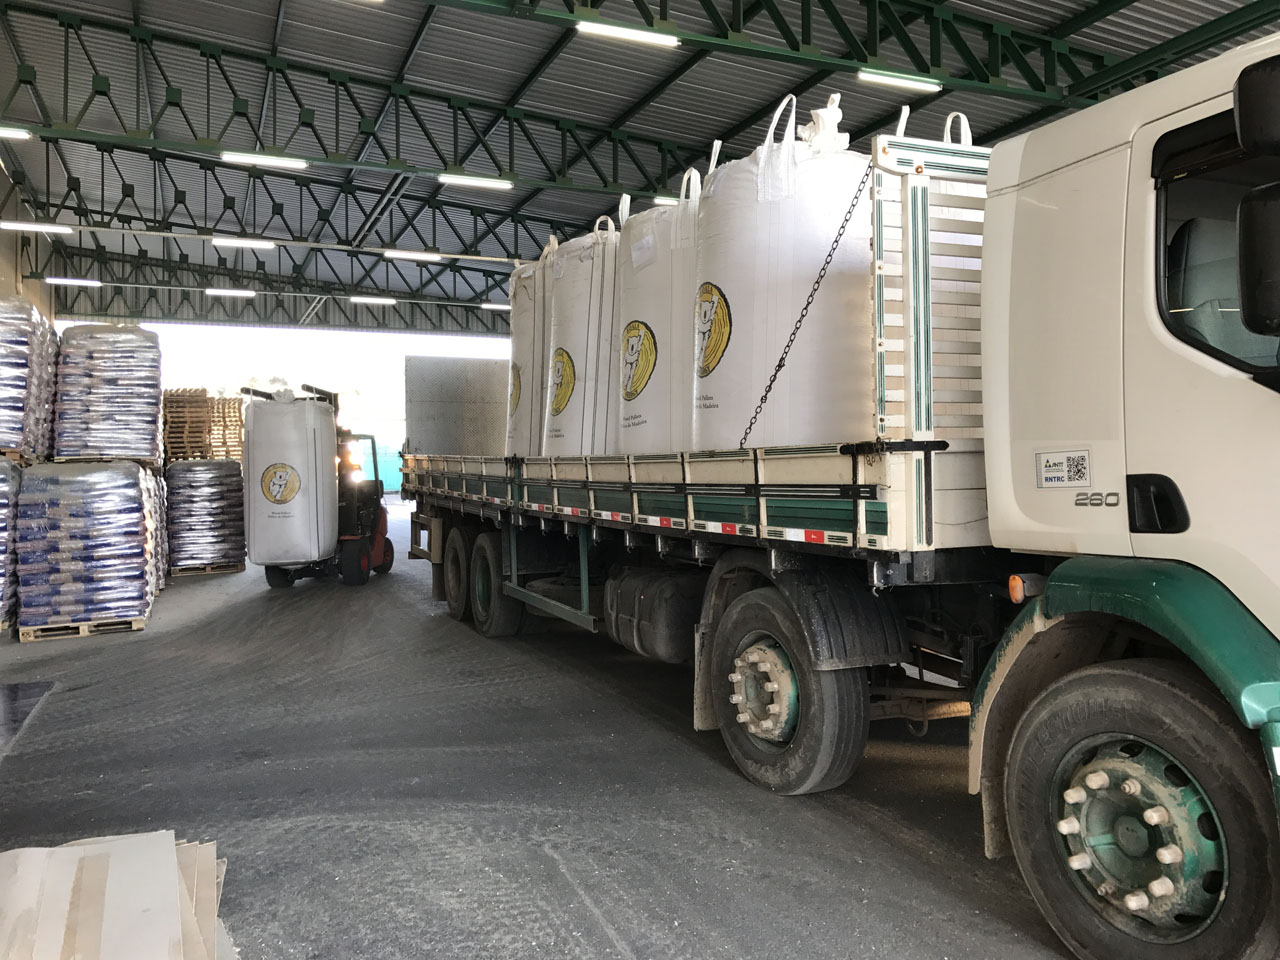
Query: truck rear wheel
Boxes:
[
  {"xmin": 1005, "ymin": 659, "xmax": 1280, "ymax": 960},
  {"xmin": 469, "ymin": 531, "xmax": 523, "ymax": 638},
  {"xmin": 443, "ymin": 527, "xmax": 475, "ymax": 620},
  {"xmin": 340, "ymin": 538, "xmax": 371, "ymax": 586},
  {"xmin": 710, "ymin": 587, "xmax": 869, "ymax": 795}
]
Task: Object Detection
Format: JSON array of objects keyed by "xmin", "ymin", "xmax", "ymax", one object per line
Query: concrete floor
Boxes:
[{"xmin": 0, "ymin": 502, "xmax": 1070, "ymax": 959}]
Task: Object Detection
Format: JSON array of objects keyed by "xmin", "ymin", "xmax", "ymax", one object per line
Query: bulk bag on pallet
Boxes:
[
  {"xmin": 55, "ymin": 325, "xmax": 162, "ymax": 461},
  {"xmin": 0, "ymin": 298, "xmax": 58, "ymax": 460},
  {"xmin": 692, "ymin": 94, "xmax": 876, "ymax": 450},
  {"xmin": 244, "ymin": 396, "xmax": 338, "ymax": 566},
  {"xmin": 542, "ymin": 218, "xmax": 620, "ymax": 456},
  {"xmin": 505, "ymin": 248, "xmax": 552, "ymax": 458},
  {"xmin": 16, "ymin": 462, "xmax": 159, "ymax": 628},
  {"xmin": 615, "ymin": 170, "xmax": 701, "ymax": 454},
  {"xmin": 166, "ymin": 460, "xmax": 246, "ymax": 571}
]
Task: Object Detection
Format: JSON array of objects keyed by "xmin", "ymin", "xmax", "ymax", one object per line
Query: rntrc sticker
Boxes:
[
  {"xmin": 261, "ymin": 463, "xmax": 301, "ymax": 504},
  {"xmin": 1036, "ymin": 449, "xmax": 1091, "ymax": 488}
]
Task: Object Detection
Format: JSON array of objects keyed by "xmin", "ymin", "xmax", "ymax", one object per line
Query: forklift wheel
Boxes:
[
  {"xmin": 264, "ymin": 565, "xmax": 294, "ymax": 589},
  {"xmin": 340, "ymin": 539, "xmax": 371, "ymax": 586},
  {"xmin": 374, "ymin": 539, "xmax": 394, "ymax": 575}
]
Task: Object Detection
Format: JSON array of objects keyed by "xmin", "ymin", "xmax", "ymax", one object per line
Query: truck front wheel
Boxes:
[
  {"xmin": 710, "ymin": 587, "xmax": 869, "ymax": 795},
  {"xmin": 442, "ymin": 527, "xmax": 475, "ymax": 620},
  {"xmin": 1006, "ymin": 659, "xmax": 1280, "ymax": 960}
]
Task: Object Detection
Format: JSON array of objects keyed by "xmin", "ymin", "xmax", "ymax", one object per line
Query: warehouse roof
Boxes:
[{"xmin": 0, "ymin": 0, "xmax": 1275, "ymax": 331}]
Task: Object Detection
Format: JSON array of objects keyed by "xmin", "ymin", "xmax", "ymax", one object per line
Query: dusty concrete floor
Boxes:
[{"xmin": 0, "ymin": 502, "xmax": 1069, "ymax": 959}]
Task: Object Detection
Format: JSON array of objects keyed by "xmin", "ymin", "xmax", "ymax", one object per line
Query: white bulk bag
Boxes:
[
  {"xmin": 692, "ymin": 94, "xmax": 875, "ymax": 450},
  {"xmin": 542, "ymin": 218, "xmax": 620, "ymax": 456},
  {"xmin": 504, "ymin": 245, "xmax": 553, "ymax": 457},
  {"xmin": 615, "ymin": 169, "xmax": 701, "ymax": 454},
  {"xmin": 244, "ymin": 396, "xmax": 338, "ymax": 566}
]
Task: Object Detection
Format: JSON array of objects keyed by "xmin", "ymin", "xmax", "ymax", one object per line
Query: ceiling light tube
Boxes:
[
  {"xmin": 651, "ymin": 195, "xmax": 679, "ymax": 206},
  {"xmin": 0, "ymin": 127, "xmax": 32, "ymax": 141},
  {"xmin": 857, "ymin": 69, "xmax": 943, "ymax": 93},
  {"xmin": 480, "ymin": 302, "xmax": 512, "ymax": 312},
  {"xmin": 219, "ymin": 151, "xmax": 309, "ymax": 171},
  {"xmin": 210, "ymin": 236, "xmax": 276, "ymax": 250},
  {"xmin": 205, "ymin": 287, "xmax": 257, "ymax": 298},
  {"xmin": 349, "ymin": 295, "xmax": 397, "ymax": 305},
  {"xmin": 44, "ymin": 277, "xmax": 102, "ymax": 287},
  {"xmin": 0, "ymin": 221, "xmax": 73, "ymax": 234},
  {"xmin": 382, "ymin": 249, "xmax": 445, "ymax": 263},
  {"xmin": 576, "ymin": 20, "xmax": 680, "ymax": 47},
  {"xmin": 436, "ymin": 172, "xmax": 515, "ymax": 191}
]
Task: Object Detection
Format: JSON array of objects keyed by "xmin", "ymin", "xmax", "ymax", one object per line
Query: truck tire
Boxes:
[
  {"xmin": 1005, "ymin": 659, "xmax": 1280, "ymax": 960},
  {"xmin": 710, "ymin": 587, "xmax": 869, "ymax": 795},
  {"xmin": 470, "ymin": 531, "xmax": 523, "ymax": 638},
  {"xmin": 443, "ymin": 527, "xmax": 476, "ymax": 620},
  {"xmin": 340, "ymin": 538, "xmax": 371, "ymax": 586},
  {"xmin": 374, "ymin": 538, "xmax": 394, "ymax": 575},
  {"xmin": 264, "ymin": 565, "xmax": 294, "ymax": 589}
]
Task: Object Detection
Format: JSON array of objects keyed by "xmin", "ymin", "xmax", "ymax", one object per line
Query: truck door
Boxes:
[{"xmin": 1124, "ymin": 96, "xmax": 1280, "ymax": 638}]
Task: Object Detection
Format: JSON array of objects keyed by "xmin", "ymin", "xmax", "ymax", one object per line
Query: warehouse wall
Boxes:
[
  {"xmin": 0, "ymin": 164, "xmax": 53, "ymax": 319},
  {"xmin": 405, "ymin": 356, "xmax": 508, "ymax": 455}
]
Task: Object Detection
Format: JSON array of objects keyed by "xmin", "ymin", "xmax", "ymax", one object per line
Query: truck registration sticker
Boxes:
[{"xmin": 1036, "ymin": 449, "xmax": 1091, "ymax": 488}]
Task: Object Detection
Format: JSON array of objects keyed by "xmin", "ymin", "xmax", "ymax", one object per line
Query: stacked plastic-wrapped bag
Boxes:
[
  {"xmin": 0, "ymin": 461, "xmax": 18, "ymax": 626},
  {"xmin": 54, "ymin": 325, "xmax": 161, "ymax": 461},
  {"xmin": 17, "ymin": 462, "xmax": 159, "ymax": 628},
  {"xmin": 165, "ymin": 460, "xmax": 245, "ymax": 571},
  {"xmin": 0, "ymin": 298, "xmax": 58, "ymax": 460}
]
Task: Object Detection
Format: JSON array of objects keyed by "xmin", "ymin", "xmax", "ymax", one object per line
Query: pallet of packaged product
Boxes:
[{"xmin": 18, "ymin": 615, "xmax": 147, "ymax": 643}]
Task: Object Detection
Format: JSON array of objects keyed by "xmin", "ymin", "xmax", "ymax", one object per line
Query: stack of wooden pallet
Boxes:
[
  {"xmin": 163, "ymin": 389, "xmax": 214, "ymax": 463},
  {"xmin": 209, "ymin": 397, "xmax": 244, "ymax": 462}
]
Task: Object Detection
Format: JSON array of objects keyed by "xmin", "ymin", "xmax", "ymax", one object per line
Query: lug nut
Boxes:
[
  {"xmin": 1067, "ymin": 853, "xmax": 1091, "ymax": 871},
  {"xmin": 1143, "ymin": 806, "xmax": 1170, "ymax": 826},
  {"xmin": 1084, "ymin": 771, "xmax": 1110, "ymax": 790},
  {"xmin": 1063, "ymin": 787, "xmax": 1088, "ymax": 805},
  {"xmin": 1096, "ymin": 882, "xmax": 1115, "ymax": 897},
  {"xmin": 757, "ymin": 663, "xmax": 771, "ymax": 673},
  {"xmin": 764, "ymin": 681, "xmax": 779, "ymax": 692},
  {"xmin": 1148, "ymin": 877, "xmax": 1175, "ymax": 899},
  {"xmin": 728, "ymin": 672, "xmax": 743, "ymax": 683},
  {"xmin": 1124, "ymin": 891, "xmax": 1150, "ymax": 912},
  {"xmin": 734, "ymin": 658, "xmax": 745, "ymax": 668},
  {"xmin": 1156, "ymin": 844, "xmax": 1184, "ymax": 865},
  {"xmin": 745, "ymin": 652, "xmax": 761, "ymax": 663},
  {"xmin": 736, "ymin": 713, "xmax": 750, "ymax": 724},
  {"xmin": 760, "ymin": 719, "xmax": 775, "ymax": 731},
  {"xmin": 767, "ymin": 703, "xmax": 781, "ymax": 715},
  {"xmin": 1121, "ymin": 778, "xmax": 1142, "ymax": 796},
  {"xmin": 1056, "ymin": 817, "xmax": 1081, "ymax": 836},
  {"xmin": 729, "ymin": 694, "xmax": 744, "ymax": 704},
  {"xmin": 747, "ymin": 723, "xmax": 760, "ymax": 734}
]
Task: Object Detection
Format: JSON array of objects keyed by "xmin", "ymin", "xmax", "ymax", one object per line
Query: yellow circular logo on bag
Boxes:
[
  {"xmin": 549, "ymin": 348, "xmax": 576, "ymax": 416},
  {"xmin": 509, "ymin": 362, "xmax": 522, "ymax": 417},
  {"xmin": 261, "ymin": 463, "xmax": 301, "ymax": 505},
  {"xmin": 695, "ymin": 282, "xmax": 732, "ymax": 379},
  {"xmin": 620, "ymin": 321, "xmax": 658, "ymax": 401}
]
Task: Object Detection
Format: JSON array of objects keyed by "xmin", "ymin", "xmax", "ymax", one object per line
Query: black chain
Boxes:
[{"xmin": 739, "ymin": 160, "xmax": 875, "ymax": 450}]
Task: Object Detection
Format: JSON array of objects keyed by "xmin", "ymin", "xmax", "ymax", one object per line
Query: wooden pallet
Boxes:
[
  {"xmin": 0, "ymin": 450, "xmax": 33, "ymax": 466},
  {"xmin": 169, "ymin": 562, "xmax": 245, "ymax": 577},
  {"xmin": 53, "ymin": 456, "xmax": 162, "ymax": 471},
  {"xmin": 18, "ymin": 617, "xmax": 146, "ymax": 643}
]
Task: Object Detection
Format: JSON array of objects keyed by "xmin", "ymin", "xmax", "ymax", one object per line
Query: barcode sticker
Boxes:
[{"xmin": 1036, "ymin": 449, "xmax": 1091, "ymax": 488}]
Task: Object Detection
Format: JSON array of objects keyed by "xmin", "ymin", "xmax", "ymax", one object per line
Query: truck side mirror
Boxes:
[
  {"xmin": 1236, "ymin": 55, "xmax": 1280, "ymax": 155},
  {"xmin": 1239, "ymin": 183, "xmax": 1280, "ymax": 336}
]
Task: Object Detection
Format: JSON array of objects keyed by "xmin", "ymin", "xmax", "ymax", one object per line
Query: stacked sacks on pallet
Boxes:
[
  {"xmin": 54, "ymin": 325, "xmax": 162, "ymax": 461},
  {"xmin": 16, "ymin": 462, "xmax": 160, "ymax": 629},
  {"xmin": 165, "ymin": 460, "xmax": 245, "ymax": 571},
  {"xmin": 0, "ymin": 298, "xmax": 58, "ymax": 460},
  {"xmin": 0, "ymin": 461, "xmax": 18, "ymax": 627}
]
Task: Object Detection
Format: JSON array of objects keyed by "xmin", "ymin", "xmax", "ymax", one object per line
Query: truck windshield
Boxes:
[{"xmin": 1160, "ymin": 128, "xmax": 1280, "ymax": 372}]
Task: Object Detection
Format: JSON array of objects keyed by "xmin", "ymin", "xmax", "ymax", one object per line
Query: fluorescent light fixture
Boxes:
[
  {"xmin": 576, "ymin": 20, "xmax": 680, "ymax": 47},
  {"xmin": 651, "ymin": 195, "xmax": 679, "ymax": 206},
  {"xmin": 205, "ymin": 287, "xmax": 257, "ymax": 298},
  {"xmin": 44, "ymin": 277, "xmax": 102, "ymax": 287},
  {"xmin": 349, "ymin": 295, "xmax": 397, "ymax": 305},
  {"xmin": 436, "ymin": 172, "xmax": 515, "ymax": 191},
  {"xmin": 0, "ymin": 126, "xmax": 31, "ymax": 141},
  {"xmin": 382, "ymin": 249, "xmax": 445, "ymax": 263},
  {"xmin": 210, "ymin": 236, "xmax": 276, "ymax": 251},
  {"xmin": 0, "ymin": 220, "xmax": 73, "ymax": 234},
  {"xmin": 480, "ymin": 302, "xmax": 512, "ymax": 312},
  {"xmin": 219, "ymin": 151, "xmax": 308, "ymax": 171},
  {"xmin": 857, "ymin": 69, "xmax": 943, "ymax": 93}
]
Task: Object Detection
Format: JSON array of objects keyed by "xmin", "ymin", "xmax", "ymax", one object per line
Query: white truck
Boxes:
[{"xmin": 401, "ymin": 35, "xmax": 1280, "ymax": 960}]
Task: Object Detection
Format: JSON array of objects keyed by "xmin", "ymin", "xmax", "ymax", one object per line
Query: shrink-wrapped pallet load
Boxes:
[
  {"xmin": 55, "ymin": 324, "xmax": 162, "ymax": 462},
  {"xmin": 615, "ymin": 170, "xmax": 701, "ymax": 454},
  {"xmin": 504, "ymin": 249, "xmax": 552, "ymax": 458},
  {"xmin": 542, "ymin": 218, "xmax": 621, "ymax": 456},
  {"xmin": 0, "ymin": 297, "xmax": 58, "ymax": 460},
  {"xmin": 0, "ymin": 460, "xmax": 18, "ymax": 626},
  {"xmin": 692, "ymin": 94, "xmax": 875, "ymax": 450},
  {"xmin": 16, "ymin": 462, "xmax": 159, "ymax": 631},
  {"xmin": 166, "ymin": 460, "xmax": 246, "ymax": 571}
]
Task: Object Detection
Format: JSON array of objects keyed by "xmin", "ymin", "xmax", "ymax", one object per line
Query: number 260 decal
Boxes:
[{"xmin": 1075, "ymin": 492, "xmax": 1121, "ymax": 507}]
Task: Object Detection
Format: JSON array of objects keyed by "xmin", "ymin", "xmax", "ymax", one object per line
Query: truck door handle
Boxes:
[{"xmin": 1127, "ymin": 474, "xmax": 1190, "ymax": 534}]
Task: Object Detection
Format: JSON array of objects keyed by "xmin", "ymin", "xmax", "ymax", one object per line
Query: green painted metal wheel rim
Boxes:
[
  {"xmin": 1052, "ymin": 733, "xmax": 1227, "ymax": 943},
  {"xmin": 728, "ymin": 635, "xmax": 800, "ymax": 749}
]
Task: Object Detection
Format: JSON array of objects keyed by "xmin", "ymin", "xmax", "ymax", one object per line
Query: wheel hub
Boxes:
[
  {"xmin": 1053, "ymin": 736, "xmax": 1227, "ymax": 943},
  {"xmin": 727, "ymin": 639, "xmax": 798, "ymax": 744}
]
